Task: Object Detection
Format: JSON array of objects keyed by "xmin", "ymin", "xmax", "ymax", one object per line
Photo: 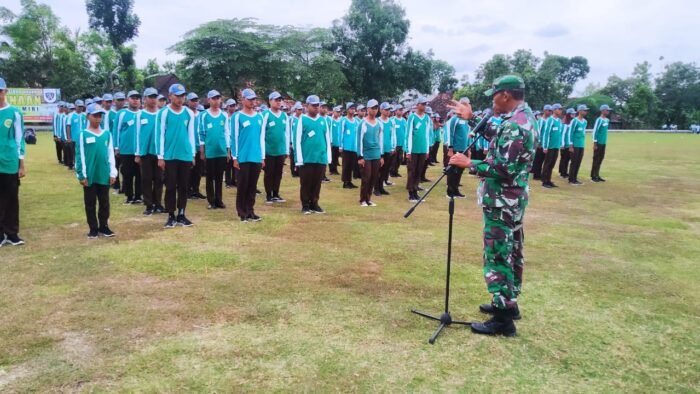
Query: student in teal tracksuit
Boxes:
[
  {"xmin": 405, "ymin": 97, "xmax": 431, "ymax": 202},
  {"xmin": 376, "ymin": 102, "xmax": 395, "ymax": 195},
  {"xmin": 295, "ymin": 95, "xmax": 331, "ymax": 214},
  {"xmin": 232, "ymin": 88, "xmax": 265, "ymax": 222},
  {"xmin": 444, "ymin": 97, "xmax": 471, "ymax": 198},
  {"xmin": 567, "ymin": 104, "xmax": 588, "ymax": 185},
  {"xmin": 541, "ymin": 103, "xmax": 563, "ymax": 188},
  {"xmin": 591, "ymin": 104, "xmax": 611, "ymax": 182},
  {"xmin": 391, "ymin": 104, "xmax": 407, "ymax": 177},
  {"xmin": 200, "ymin": 90, "xmax": 230, "ymax": 209},
  {"xmin": 115, "ymin": 90, "xmax": 143, "ymax": 204},
  {"xmin": 340, "ymin": 102, "xmax": 361, "ymax": 188},
  {"xmin": 329, "ymin": 106, "xmax": 342, "ymax": 175},
  {"xmin": 155, "ymin": 83, "xmax": 197, "ymax": 228},
  {"xmin": 75, "ymin": 103, "xmax": 117, "ymax": 239},
  {"xmin": 262, "ymin": 91, "xmax": 290, "ymax": 204},
  {"xmin": 0, "ymin": 77, "xmax": 26, "ymax": 246},
  {"xmin": 53, "ymin": 102, "xmax": 65, "ymax": 164},
  {"xmin": 358, "ymin": 99, "xmax": 384, "ymax": 206},
  {"xmin": 135, "ymin": 87, "xmax": 164, "ymax": 215}
]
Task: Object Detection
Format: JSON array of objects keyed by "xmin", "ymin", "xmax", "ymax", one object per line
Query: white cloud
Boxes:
[{"xmin": 5, "ymin": 0, "xmax": 699, "ymax": 95}]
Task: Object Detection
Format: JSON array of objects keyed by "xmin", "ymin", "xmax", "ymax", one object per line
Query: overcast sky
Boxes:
[{"xmin": 6, "ymin": 0, "xmax": 698, "ymax": 94}]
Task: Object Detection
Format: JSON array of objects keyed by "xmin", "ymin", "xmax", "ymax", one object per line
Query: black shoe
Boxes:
[
  {"xmin": 225, "ymin": 183, "xmax": 233, "ymax": 189},
  {"xmin": 98, "ymin": 226, "xmax": 115, "ymax": 237},
  {"xmin": 408, "ymin": 193, "xmax": 419, "ymax": 203},
  {"xmin": 569, "ymin": 180, "xmax": 583, "ymax": 186},
  {"xmin": 343, "ymin": 182, "xmax": 352, "ymax": 189},
  {"xmin": 154, "ymin": 205, "xmax": 166, "ymax": 214},
  {"xmin": 543, "ymin": 182, "xmax": 554, "ymax": 189},
  {"xmin": 348, "ymin": 182, "xmax": 358, "ymax": 189},
  {"xmin": 380, "ymin": 189, "xmax": 390, "ymax": 195},
  {"xmin": 272, "ymin": 196, "xmax": 286, "ymax": 203},
  {"xmin": 265, "ymin": 197, "xmax": 274, "ymax": 204},
  {"xmin": 133, "ymin": 198, "xmax": 143, "ymax": 204},
  {"xmin": 207, "ymin": 204, "xmax": 216, "ymax": 209},
  {"xmin": 322, "ymin": 177, "xmax": 331, "ymax": 183},
  {"xmin": 373, "ymin": 190, "xmax": 382, "ymax": 197},
  {"xmin": 421, "ymin": 178, "xmax": 431, "ymax": 183},
  {"xmin": 5, "ymin": 233, "xmax": 25, "ymax": 246},
  {"xmin": 550, "ymin": 182, "xmax": 558, "ymax": 188},
  {"xmin": 215, "ymin": 201, "xmax": 226, "ymax": 209},
  {"xmin": 312, "ymin": 205, "xmax": 325, "ymax": 214},
  {"xmin": 479, "ymin": 303, "xmax": 521, "ymax": 320},
  {"xmin": 597, "ymin": 177, "xmax": 606, "ymax": 182},
  {"xmin": 454, "ymin": 191, "xmax": 466, "ymax": 198},
  {"xmin": 87, "ymin": 229, "xmax": 99, "ymax": 239},
  {"xmin": 177, "ymin": 215, "xmax": 193, "ymax": 227},
  {"xmin": 384, "ymin": 180, "xmax": 393, "ymax": 186},
  {"xmin": 302, "ymin": 207, "xmax": 313, "ymax": 215},
  {"xmin": 143, "ymin": 207, "xmax": 154, "ymax": 216},
  {"xmin": 255, "ymin": 189, "xmax": 262, "ymax": 195},
  {"xmin": 417, "ymin": 186, "xmax": 425, "ymax": 191},
  {"xmin": 164, "ymin": 215, "xmax": 177, "ymax": 229},
  {"xmin": 124, "ymin": 198, "xmax": 134, "ymax": 205},
  {"xmin": 591, "ymin": 177, "xmax": 601, "ymax": 183},
  {"xmin": 249, "ymin": 214, "xmax": 262, "ymax": 222},
  {"xmin": 471, "ymin": 309, "xmax": 517, "ymax": 337}
]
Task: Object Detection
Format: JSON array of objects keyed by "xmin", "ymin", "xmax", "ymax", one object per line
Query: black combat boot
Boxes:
[
  {"xmin": 471, "ymin": 308, "xmax": 517, "ymax": 337},
  {"xmin": 479, "ymin": 303, "xmax": 521, "ymax": 320}
]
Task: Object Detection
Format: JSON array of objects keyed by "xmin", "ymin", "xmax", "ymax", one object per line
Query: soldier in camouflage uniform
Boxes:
[{"xmin": 449, "ymin": 75, "xmax": 535, "ymax": 336}]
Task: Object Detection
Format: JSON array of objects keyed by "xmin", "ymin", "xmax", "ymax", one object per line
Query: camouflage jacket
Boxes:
[{"xmin": 469, "ymin": 102, "xmax": 536, "ymax": 208}]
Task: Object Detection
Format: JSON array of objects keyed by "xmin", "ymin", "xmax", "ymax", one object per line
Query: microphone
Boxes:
[{"xmin": 468, "ymin": 108, "xmax": 493, "ymax": 140}]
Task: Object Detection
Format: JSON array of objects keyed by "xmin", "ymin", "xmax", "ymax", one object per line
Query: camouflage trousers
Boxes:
[{"xmin": 482, "ymin": 206, "xmax": 525, "ymax": 310}]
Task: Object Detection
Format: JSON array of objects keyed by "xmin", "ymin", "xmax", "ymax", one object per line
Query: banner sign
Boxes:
[{"xmin": 7, "ymin": 88, "xmax": 62, "ymax": 124}]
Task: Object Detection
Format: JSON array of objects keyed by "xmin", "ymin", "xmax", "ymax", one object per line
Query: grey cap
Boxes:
[
  {"xmin": 543, "ymin": 104, "xmax": 553, "ymax": 111},
  {"xmin": 600, "ymin": 104, "xmax": 611, "ymax": 111},
  {"xmin": 306, "ymin": 95, "xmax": 320, "ymax": 105},
  {"xmin": 207, "ymin": 90, "xmax": 221, "ymax": 99},
  {"xmin": 157, "ymin": 94, "xmax": 166, "ymax": 100},
  {"xmin": 197, "ymin": 104, "xmax": 205, "ymax": 111},
  {"xmin": 114, "ymin": 92, "xmax": 126, "ymax": 100},
  {"xmin": 67, "ymin": 103, "xmax": 76, "ymax": 109},
  {"xmin": 241, "ymin": 89, "xmax": 257, "ymax": 100},
  {"xmin": 552, "ymin": 103, "xmax": 562, "ymax": 110},
  {"xmin": 333, "ymin": 105, "xmax": 342, "ymax": 112},
  {"xmin": 357, "ymin": 104, "xmax": 365, "ymax": 110},
  {"xmin": 93, "ymin": 96, "xmax": 103, "ymax": 103},
  {"xmin": 74, "ymin": 99, "xmax": 85, "ymax": 107},
  {"xmin": 143, "ymin": 87, "xmax": 158, "ymax": 97},
  {"xmin": 393, "ymin": 104, "xmax": 404, "ymax": 111},
  {"xmin": 426, "ymin": 106, "xmax": 433, "ymax": 114},
  {"xmin": 366, "ymin": 99, "xmax": 379, "ymax": 108},
  {"xmin": 127, "ymin": 90, "xmax": 141, "ymax": 98},
  {"xmin": 187, "ymin": 92, "xmax": 199, "ymax": 101},
  {"xmin": 577, "ymin": 104, "xmax": 589, "ymax": 111},
  {"xmin": 225, "ymin": 98, "xmax": 236, "ymax": 107},
  {"xmin": 292, "ymin": 101, "xmax": 303, "ymax": 110},
  {"xmin": 85, "ymin": 98, "xmax": 94, "ymax": 106},
  {"xmin": 566, "ymin": 108, "xmax": 576, "ymax": 114},
  {"xmin": 102, "ymin": 93, "xmax": 113, "ymax": 101},
  {"xmin": 346, "ymin": 102, "xmax": 355, "ymax": 109},
  {"xmin": 379, "ymin": 101, "xmax": 391, "ymax": 110},
  {"xmin": 268, "ymin": 91, "xmax": 282, "ymax": 100},
  {"xmin": 416, "ymin": 97, "xmax": 429, "ymax": 105},
  {"xmin": 86, "ymin": 103, "xmax": 106, "ymax": 115}
]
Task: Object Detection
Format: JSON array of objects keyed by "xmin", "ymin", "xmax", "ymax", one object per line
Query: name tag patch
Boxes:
[
  {"xmin": 127, "ymin": 120, "xmax": 134, "ymax": 126},
  {"xmin": 308, "ymin": 131, "xmax": 316, "ymax": 138},
  {"xmin": 243, "ymin": 120, "xmax": 251, "ymax": 128},
  {"xmin": 140, "ymin": 119, "xmax": 148, "ymax": 125},
  {"xmin": 269, "ymin": 121, "xmax": 276, "ymax": 127},
  {"xmin": 86, "ymin": 137, "xmax": 96, "ymax": 144}
]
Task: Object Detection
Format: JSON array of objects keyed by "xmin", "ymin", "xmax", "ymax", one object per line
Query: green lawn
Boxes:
[{"xmin": 1, "ymin": 133, "xmax": 698, "ymax": 392}]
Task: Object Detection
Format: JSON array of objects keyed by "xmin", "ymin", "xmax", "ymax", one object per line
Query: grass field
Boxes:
[{"xmin": 1, "ymin": 133, "xmax": 699, "ymax": 392}]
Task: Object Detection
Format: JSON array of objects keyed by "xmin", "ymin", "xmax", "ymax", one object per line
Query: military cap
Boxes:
[{"xmin": 484, "ymin": 75, "xmax": 525, "ymax": 96}]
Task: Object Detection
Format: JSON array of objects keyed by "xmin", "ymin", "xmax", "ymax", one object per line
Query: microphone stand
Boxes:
[{"xmin": 406, "ymin": 112, "xmax": 491, "ymax": 344}]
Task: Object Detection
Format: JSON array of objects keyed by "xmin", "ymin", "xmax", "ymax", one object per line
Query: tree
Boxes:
[
  {"xmin": 331, "ymin": 0, "xmax": 436, "ymax": 99},
  {"xmin": 86, "ymin": 0, "xmax": 141, "ymax": 87},
  {"xmin": 654, "ymin": 62, "xmax": 700, "ymax": 127},
  {"xmin": 431, "ymin": 59, "xmax": 458, "ymax": 93}
]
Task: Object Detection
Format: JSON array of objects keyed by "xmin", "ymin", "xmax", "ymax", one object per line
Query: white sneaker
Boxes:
[
  {"xmin": 360, "ymin": 201, "xmax": 369, "ymax": 207},
  {"xmin": 368, "ymin": 201, "xmax": 377, "ymax": 207}
]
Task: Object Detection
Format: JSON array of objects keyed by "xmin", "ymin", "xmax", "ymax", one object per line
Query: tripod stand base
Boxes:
[{"xmin": 411, "ymin": 309, "xmax": 472, "ymax": 344}]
